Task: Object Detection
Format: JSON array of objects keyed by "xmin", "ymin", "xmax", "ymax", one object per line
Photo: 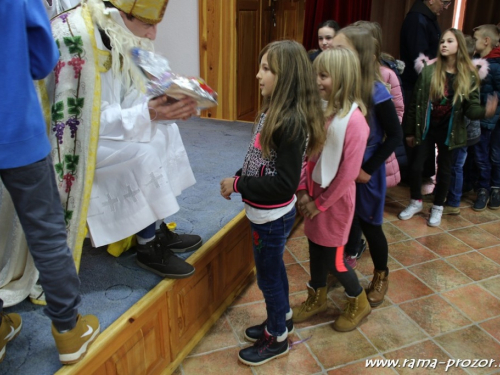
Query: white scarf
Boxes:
[{"xmin": 312, "ymin": 103, "xmax": 359, "ymax": 188}]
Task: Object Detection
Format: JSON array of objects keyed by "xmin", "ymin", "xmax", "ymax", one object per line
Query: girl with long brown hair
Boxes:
[
  {"xmin": 220, "ymin": 40, "xmax": 325, "ymax": 366},
  {"xmin": 399, "ymin": 28, "xmax": 498, "ymax": 226}
]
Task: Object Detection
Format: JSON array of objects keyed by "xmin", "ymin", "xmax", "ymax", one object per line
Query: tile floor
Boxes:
[{"xmin": 175, "ymin": 185, "xmax": 500, "ymax": 375}]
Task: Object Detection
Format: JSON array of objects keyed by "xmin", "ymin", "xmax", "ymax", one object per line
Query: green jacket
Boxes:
[{"xmin": 403, "ymin": 64, "xmax": 485, "ymax": 150}]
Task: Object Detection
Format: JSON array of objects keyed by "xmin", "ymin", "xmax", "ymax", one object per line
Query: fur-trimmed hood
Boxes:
[
  {"xmin": 414, "ymin": 53, "xmax": 436, "ymax": 74},
  {"xmin": 414, "ymin": 53, "xmax": 490, "ymax": 80}
]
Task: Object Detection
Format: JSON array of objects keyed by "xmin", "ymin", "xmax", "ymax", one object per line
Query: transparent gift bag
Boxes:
[{"xmin": 130, "ymin": 47, "xmax": 218, "ymax": 109}]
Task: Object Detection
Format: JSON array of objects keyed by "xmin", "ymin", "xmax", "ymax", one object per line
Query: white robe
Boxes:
[
  {"xmin": 0, "ymin": 9, "xmax": 196, "ymax": 305},
  {"xmin": 86, "ymin": 33, "xmax": 196, "ymax": 247},
  {"xmin": 44, "ymin": 0, "xmax": 80, "ymax": 18}
]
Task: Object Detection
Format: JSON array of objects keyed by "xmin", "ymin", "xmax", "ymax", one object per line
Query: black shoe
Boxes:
[
  {"xmin": 244, "ymin": 319, "xmax": 294, "ymax": 342},
  {"xmin": 473, "ymin": 188, "xmax": 489, "ymax": 211},
  {"xmin": 238, "ymin": 331, "xmax": 289, "ymax": 366},
  {"xmin": 488, "ymin": 188, "xmax": 500, "ymax": 210},
  {"xmin": 136, "ymin": 238, "xmax": 195, "ymax": 278},
  {"xmin": 156, "ymin": 223, "xmax": 202, "ymax": 253},
  {"xmin": 356, "ymin": 239, "xmax": 367, "ymax": 259}
]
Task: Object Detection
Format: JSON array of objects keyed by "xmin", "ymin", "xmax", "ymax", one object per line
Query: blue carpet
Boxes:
[{"xmin": 1, "ymin": 117, "xmax": 252, "ymax": 375}]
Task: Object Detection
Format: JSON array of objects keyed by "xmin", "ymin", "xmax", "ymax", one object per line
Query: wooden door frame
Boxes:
[{"xmin": 199, "ymin": 0, "xmax": 305, "ymax": 122}]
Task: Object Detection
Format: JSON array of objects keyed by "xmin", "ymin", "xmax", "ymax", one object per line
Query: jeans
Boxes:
[
  {"xmin": 491, "ymin": 125, "xmax": 500, "ymax": 187},
  {"xmin": 0, "ymin": 155, "xmax": 80, "ymax": 331},
  {"xmin": 474, "ymin": 128, "xmax": 492, "ymax": 191},
  {"xmin": 447, "ymin": 146, "xmax": 468, "ymax": 207},
  {"xmin": 137, "ymin": 223, "xmax": 156, "ymax": 238},
  {"xmin": 463, "ymin": 145, "xmax": 477, "ymax": 191},
  {"xmin": 251, "ymin": 206, "xmax": 296, "ymax": 337}
]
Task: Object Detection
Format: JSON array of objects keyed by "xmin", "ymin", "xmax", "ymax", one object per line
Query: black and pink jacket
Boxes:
[{"xmin": 233, "ymin": 114, "xmax": 307, "ymax": 210}]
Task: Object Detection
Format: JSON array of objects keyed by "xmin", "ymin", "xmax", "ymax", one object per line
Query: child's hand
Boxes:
[
  {"xmin": 297, "ymin": 190, "xmax": 312, "ymax": 216},
  {"xmin": 302, "ymin": 200, "xmax": 320, "ymax": 220},
  {"xmin": 484, "ymin": 94, "xmax": 499, "ymax": 118},
  {"xmin": 406, "ymin": 136, "xmax": 416, "ymax": 148},
  {"xmin": 220, "ymin": 178, "xmax": 235, "ymax": 200},
  {"xmin": 355, "ymin": 169, "xmax": 372, "ymax": 184}
]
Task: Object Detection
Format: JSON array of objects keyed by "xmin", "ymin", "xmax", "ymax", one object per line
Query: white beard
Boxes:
[{"xmin": 86, "ymin": 0, "xmax": 155, "ymax": 93}]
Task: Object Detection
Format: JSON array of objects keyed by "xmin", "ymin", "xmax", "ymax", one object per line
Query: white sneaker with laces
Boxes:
[
  {"xmin": 428, "ymin": 205, "xmax": 443, "ymax": 227},
  {"xmin": 398, "ymin": 199, "xmax": 423, "ymax": 220}
]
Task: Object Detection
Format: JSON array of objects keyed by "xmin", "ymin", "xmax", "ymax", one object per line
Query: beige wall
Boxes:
[{"xmin": 154, "ymin": 0, "xmax": 200, "ymax": 76}]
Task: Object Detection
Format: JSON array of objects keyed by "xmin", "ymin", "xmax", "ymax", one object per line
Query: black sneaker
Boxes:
[
  {"xmin": 473, "ymin": 188, "xmax": 489, "ymax": 211},
  {"xmin": 238, "ymin": 331, "xmax": 289, "ymax": 366},
  {"xmin": 156, "ymin": 223, "xmax": 202, "ymax": 253},
  {"xmin": 244, "ymin": 319, "xmax": 294, "ymax": 342},
  {"xmin": 136, "ymin": 237, "xmax": 195, "ymax": 278},
  {"xmin": 356, "ymin": 239, "xmax": 367, "ymax": 259},
  {"xmin": 488, "ymin": 188, "xmax": 500, "ymax": 210}
]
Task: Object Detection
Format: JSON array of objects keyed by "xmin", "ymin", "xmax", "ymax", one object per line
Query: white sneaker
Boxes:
[
  {"xmin": 398, "ymin": 199, "xmax": 423, "ymax": 220},
  {"xmin": 428, "ymin": 205, "xmax": 443, "ymax": 227}
]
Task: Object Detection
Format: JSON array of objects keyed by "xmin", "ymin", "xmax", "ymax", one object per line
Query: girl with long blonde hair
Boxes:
[
  {"xmin": 399, "ymin": 28, "xmax": 498, "ymax": 226},
  {"xmin": 220, "ymin": 40, "xmax": 325, "ymax": 366},
  {"xmin": 292, "ymin": 47, "xmax": 371, "ymax": 332}
]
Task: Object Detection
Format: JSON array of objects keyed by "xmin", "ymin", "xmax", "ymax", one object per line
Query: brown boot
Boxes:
[
  {"xmin": 292, "ymin": 283, "xmax": 328, "ymax": 323},
  {"xmin": 366, "ymin": 269, "xmax": 389, "ymax": 307},
  {"xmin": 333, "ymin": 289, "xmax": 371, "ymax": 332}
]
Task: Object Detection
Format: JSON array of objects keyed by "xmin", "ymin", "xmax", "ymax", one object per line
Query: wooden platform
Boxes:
[{"xmin": 55, "ymin": 210, "xmax": 254, "ymax": 375}]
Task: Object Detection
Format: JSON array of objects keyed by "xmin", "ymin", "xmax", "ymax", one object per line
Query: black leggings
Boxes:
[
  {"xmin": 345, "ymin": 215, "xmax": 388, "ymax": 271},
  {"xmin": 409, "ymin": 130, "xmax": 453, "ymax": 206},
  {"xmin": 308, "ymin": 240, "xmax": 362, "ymax": 297}
]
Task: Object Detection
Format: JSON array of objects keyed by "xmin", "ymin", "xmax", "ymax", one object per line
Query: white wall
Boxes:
[{"xmin": 154, "ymin": 0, "xmax": 200, "ymax": 76}]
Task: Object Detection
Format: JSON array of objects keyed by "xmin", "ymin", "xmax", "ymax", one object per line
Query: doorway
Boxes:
[{"xmin": 236, "ymin": 0, "xmax": 305, "ymax": 121}]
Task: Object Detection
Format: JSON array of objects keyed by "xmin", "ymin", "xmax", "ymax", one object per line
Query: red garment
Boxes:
[
  {"xmin": 485, "ymin": 46, "xmax": 500, "ymax": 59},
  {"xmin": 298, "ymin": 109, "xmax": 369, "ymax": 247}
]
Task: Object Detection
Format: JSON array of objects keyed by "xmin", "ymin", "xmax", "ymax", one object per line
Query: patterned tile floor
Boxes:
[{"xmin": 174, "ymin": 184, "xmax": 500, "ymax": 375}]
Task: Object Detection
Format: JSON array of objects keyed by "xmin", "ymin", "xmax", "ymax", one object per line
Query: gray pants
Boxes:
[{"xmin": 0, "ymin": 155, "xmax": 80, "ymax": 331}]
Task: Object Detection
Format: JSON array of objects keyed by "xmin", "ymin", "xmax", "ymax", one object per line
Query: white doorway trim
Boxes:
[{"xmin": 452, "ymin": 0, "xmax": 467, "ymax": 29}]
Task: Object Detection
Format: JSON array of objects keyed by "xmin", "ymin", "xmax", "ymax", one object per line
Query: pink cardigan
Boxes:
[{"xmin": 298, "ymin": 109, "xmax": 369, "ymax": 247}]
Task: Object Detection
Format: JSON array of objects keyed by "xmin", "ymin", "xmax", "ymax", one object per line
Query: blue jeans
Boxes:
[
  {"xmin": 251, "ymin": 206, "xmax": 296, "ymax": 337},
  {"xmin": 447, "ymin": 146, "xmax": 468, "ymax": 207},
  {"xmin": 474, "ymin": 128, "xmax": 492, "ymax": 191},
  {"xmin": 491, "ymin": 125, "xmax": 500, "ymax": 188},
  {"xmin": 0, "ymin": 155, "xmax": 80, "ymax": 331}
]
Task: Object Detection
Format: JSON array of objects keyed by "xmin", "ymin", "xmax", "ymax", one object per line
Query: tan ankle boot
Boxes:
[
  {"xmin": 333, "ymin": 289, "xmax": 371, "ymax": 332},
  {"xmin": 366, "ymin": 269, "xmax": 389, "ymax": 307},
  {"xmin": 292, "ymin": 283, "xmax": 328, "ymax": 323}
]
